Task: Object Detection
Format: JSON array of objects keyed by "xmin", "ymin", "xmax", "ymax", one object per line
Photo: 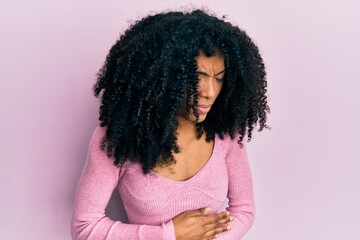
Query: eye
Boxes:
[
  {"xmin": 215, "ymin": 77, "xmax": 224, "ymax": 82},
  {"xmin": 196, "ymin": 72, "xmax": 206, "ymax": 77}
]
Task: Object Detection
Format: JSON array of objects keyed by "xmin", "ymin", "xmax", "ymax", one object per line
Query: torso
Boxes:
[
  {"xmin": 117, "ymin": 132, "xmax": 229, "ymax": 225},
  {"xmin": 152, "ymin": 134, "xmax": 215, "ymax": 181}
]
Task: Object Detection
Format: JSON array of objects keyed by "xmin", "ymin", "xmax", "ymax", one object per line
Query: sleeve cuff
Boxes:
[{"xmin": 162, "ymin": 220, "xmax": 176, "ymax": 240}]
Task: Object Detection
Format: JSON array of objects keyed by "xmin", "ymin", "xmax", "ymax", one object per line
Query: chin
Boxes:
[
  {"xmin": 178, "ymin": 110, "xmax": 208, "ymax": 123},
  {"xmin": 190, "ymin": 113, "xmax": 207, "ymax": 123},
  {"xmin": 198, "ymin": 115, "xmax": 207, "ymax": 122}
]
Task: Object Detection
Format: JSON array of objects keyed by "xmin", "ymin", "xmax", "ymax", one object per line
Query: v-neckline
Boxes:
[{"xmin": 150, "ymin": 134, "xmax": 219, "ymax": 184}]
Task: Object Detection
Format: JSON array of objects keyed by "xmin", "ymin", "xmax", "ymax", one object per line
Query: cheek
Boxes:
[{"xmin": 216, "ymin": 83, "xmax": 224, "ymax": 96}]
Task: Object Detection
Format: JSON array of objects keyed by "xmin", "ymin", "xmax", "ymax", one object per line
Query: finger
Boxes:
[
  {"xmin": 202, "ymin": 207, "xmax": 212, "ymax": 215},
  {"xmin": 203, "ymin": 236, "xmax": 219, "ymax": 240},
  {"xmin": 204, "ymin": 211, "xmax": 230, "ymax": 225},
  {"xmin": 202, "ymin": 215, "xmax": 233, "ymax": 233},
  {"xmin": 203, "ymin": 224, "xmax": 231, "ymax": 238},
  {"xmin": 209, "ymin": 234, "xmax": 219, "ymax": 240},
  {"xmin": 215, "ymin": 215, "xmax": 234, "ymax": 225},
  {"xmin": 191, "ymin": 206, "xmax": 212, "ymax": 217}
]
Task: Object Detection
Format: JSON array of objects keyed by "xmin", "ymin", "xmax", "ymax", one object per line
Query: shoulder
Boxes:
[
  {"xmin": 88, "ymin": 124, "xmax": 130, "ymax": 176},
  {"xmin": 88, "ymin": 124, "xmax": 107, "ymax": 152},
  {"xmin": 87, "ymin": 124, "xmax": 114, "ymax": 164},
  {"xmin": 215, "ymin": 132, "xmax": 248, "ymax": 158},
  {"xmin": 214, "ymin": 133, "xmax": 250, "ymax": 174},
  {"xmin": 91, "ymin": 124, "xmax": 107, "ymax": 142},
  {"xmin": 216, "ymin": 132, "xmax": 247, "ymax": 148}
]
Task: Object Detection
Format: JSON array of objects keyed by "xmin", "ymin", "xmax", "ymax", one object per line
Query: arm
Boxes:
[
  {"xmin": 70, "ymin": 125, "xmax": 175, "ymax": 240},
  {"xmin": 217, "ymin": 137, "xmax": 255, "ymax": 239}
]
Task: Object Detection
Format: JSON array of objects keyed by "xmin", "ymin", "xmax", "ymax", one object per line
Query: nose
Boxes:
[{"xmin": 198, "ymin": 76, "xmax": 216, "ymax": 99}]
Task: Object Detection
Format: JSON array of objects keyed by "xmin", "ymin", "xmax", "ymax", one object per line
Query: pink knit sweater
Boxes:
[{"xmin": 71, "ymin": 125, "xmax": 255, "ymax": 239}]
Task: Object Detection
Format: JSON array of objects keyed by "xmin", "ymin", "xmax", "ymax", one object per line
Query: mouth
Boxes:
[{"xmin": 196, "ymin": 104, "xmax": 212, "ymax": 114}]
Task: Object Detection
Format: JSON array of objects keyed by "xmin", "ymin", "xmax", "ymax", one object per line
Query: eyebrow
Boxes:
[{"xmin": 196, "ymin": 69, "xmax": 226, "ymax": 77}]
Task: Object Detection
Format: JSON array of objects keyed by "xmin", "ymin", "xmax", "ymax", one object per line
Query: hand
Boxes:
[{"xmin": 172, "ymin": 207, "xmax": 233, "ymax": 240}]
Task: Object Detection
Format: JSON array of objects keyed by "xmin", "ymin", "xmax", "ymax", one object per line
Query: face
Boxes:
[{"xmin": 179, "ymin": 49, "xmax": 225, "ymax": 123}]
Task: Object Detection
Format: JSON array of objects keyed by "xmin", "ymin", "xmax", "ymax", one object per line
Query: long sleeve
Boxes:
[
  {"xmin": 70, "ymin": 125, "xmax": 175, "ymax": 240},
  {"xmin": 217, "ymin": 137, "xmax": 255, "ymax": 239}
]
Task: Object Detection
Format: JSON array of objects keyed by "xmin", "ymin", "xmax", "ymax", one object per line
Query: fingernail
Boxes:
[
  {"xmin": 205, "ymin": 207, "xmax": 211, "ymax": 212},
  {"xmin": 226, "ymin": 211, "xmax": 230, "ymax": 216},
  {"xmin": 214, "ymin": 234, "xmax": 218, "ymax": 238},
  {"xmin": 227, "ymin": 226, "xmax": 231, "ymax": 231},
  {"xmin": 229, "ymin": 216, "xmax": 234, "ymax": 221}
]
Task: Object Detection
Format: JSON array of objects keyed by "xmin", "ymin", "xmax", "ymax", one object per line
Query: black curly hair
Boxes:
[{"xmin": 93, "ymin": 9, "xmax": 270, "ymax": 173}]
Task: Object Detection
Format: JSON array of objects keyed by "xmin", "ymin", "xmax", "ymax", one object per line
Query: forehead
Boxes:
[{"xmin": 195, "ymin": 49, "xmax": 225, "ymax": 72}]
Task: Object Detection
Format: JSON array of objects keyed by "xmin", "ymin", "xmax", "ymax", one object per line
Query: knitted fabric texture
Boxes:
[{"xmin": 71, "ymin": 125, "xmax": 255, "ymax": 239}]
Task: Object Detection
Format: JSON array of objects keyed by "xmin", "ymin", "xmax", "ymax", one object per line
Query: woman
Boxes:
[{"xmin": 71, "ymin": 9, "xmax": 270, "ymax": 240}]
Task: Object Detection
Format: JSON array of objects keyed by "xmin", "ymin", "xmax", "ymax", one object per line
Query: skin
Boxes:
[
  {"xmin": 178, "ymin": 49, "xmax": 225, "ymax": 124},
  {"xmin": 154, "ymin": 49, "xmax": 225, "ymax": 181},
  {"xmin": 155, "ymin": 50, "xmax": 232, "ymax": 239}
]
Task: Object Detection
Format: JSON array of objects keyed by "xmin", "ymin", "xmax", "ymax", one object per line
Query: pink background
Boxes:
[{"xmin": 1, "ymin": 0, "xmax": 359, "ymax": 239}]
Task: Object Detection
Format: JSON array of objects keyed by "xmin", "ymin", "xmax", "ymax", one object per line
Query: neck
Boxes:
[{"xmin": 176, "ymin": 116, "xmax": 199, "ymax": 146}]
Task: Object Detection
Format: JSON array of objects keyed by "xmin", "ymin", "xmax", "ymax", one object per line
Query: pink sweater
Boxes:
[{"xmin": 71, "ymin": 125, "xmax": 255, "ymax": 239}]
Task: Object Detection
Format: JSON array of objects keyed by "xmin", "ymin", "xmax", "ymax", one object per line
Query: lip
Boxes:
[{"xmin": 196, "ymin": 104, "xmax": 212, "ymax": 114}]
